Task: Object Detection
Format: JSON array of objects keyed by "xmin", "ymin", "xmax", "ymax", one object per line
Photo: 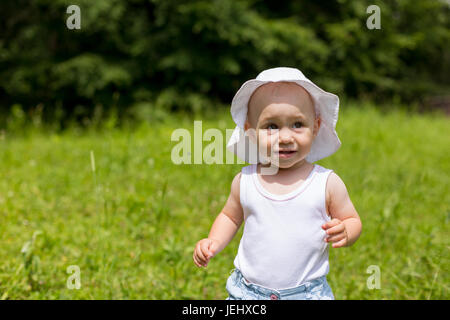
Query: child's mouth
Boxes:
[{"xmin": 276, "ymin": 150, "xmax": 297, "ymax": 158}]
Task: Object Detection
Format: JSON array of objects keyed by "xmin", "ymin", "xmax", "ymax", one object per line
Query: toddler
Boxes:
[{"xmin": 193, "ymin": 67, "xmax": 362, "ymax": 300}]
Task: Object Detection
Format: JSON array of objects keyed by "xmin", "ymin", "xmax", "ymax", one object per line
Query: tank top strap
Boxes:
[
  {"xmin": 239, "ymin": 164, "xmax": 255, "ymax": 210},
  {"xmin": 306, "ymin": 164, "xmax": 334, "ymax": 220},
  {"xmin": 311, "ymin": 164, "xmax": 334, "ymax": 188}
]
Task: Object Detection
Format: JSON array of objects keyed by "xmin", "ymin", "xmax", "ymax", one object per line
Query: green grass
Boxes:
[{"xmin": 0, "ymin": 103, "xmax": 449, "ymax": 299}]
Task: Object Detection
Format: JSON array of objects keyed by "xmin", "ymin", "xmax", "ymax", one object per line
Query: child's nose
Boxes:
[{"xmin": 279, "ymin": 127, "xmax": 294, "ymax": 144}]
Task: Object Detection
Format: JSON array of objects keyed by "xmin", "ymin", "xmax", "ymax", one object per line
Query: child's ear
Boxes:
[
  {"xmin": 244, "ymin": 119, "xmax": 251, "ymax": 131},
  {"xmin": 313, "ymin": 116, "xmax": 321, "ymax": 137}
]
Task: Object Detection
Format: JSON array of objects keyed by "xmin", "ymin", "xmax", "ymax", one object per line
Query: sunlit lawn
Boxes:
[{"xmin": 0, "ymin": 102, "xmax": 448, "ymax": 299}]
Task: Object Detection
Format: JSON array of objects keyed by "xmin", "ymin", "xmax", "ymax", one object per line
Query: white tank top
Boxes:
[{"xmin": 233, "ymin": 163, "xmax": 333, "ymax": 290}]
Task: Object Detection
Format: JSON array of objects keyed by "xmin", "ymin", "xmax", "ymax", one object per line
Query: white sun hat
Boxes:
[{"xmin": 226, "ymin": 67, "xmax": 341, "ymax": 164}]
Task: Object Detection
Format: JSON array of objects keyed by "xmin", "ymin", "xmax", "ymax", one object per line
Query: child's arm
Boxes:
[
  {"xmin": 193, "ymin": 172, "xmax": 244, "ymax": 268},
  {"xmin": 322, "ymin": 172, "xmax": 362, "ymax": 248}
]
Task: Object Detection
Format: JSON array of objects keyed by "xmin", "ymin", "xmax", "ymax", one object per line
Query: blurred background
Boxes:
[
  {"xmin": 1, "ymin": 0, "xmax": 449, "ymax": 127},
  {"xmin": 0, "ymin": 0, "xmax": 448, "ymax": 300}
]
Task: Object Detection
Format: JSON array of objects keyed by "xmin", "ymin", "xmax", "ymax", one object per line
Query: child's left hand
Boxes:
[{"xmin": 322, "ymin": 218, "xmax": 348, "ymax": 248}]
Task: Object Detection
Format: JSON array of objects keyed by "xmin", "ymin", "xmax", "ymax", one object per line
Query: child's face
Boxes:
[{"xmin": 244, "ymin": 82, "xmax": 321, "ymax": 169}]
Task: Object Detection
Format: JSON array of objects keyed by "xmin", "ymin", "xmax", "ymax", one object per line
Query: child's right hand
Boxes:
[{"xmin": 193, "ymin": 238, "xmax": 220, "ymax": 268}]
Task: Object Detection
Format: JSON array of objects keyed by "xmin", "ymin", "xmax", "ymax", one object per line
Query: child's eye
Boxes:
[
  {"xmin": 267, "ymin": 124, "xmax": 278, "ymax": 130},
  {"xmin": 293, "ymin": 122, "xmax": 303, "ymax": 128}
]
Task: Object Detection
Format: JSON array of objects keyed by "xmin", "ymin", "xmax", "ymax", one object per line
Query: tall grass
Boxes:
[{"xmin": 0, "ymin": 102, "xmax": 448, "ymax": 299}]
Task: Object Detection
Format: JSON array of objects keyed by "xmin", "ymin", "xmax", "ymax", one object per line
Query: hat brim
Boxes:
[{"xmin": 227, "ymin": 79, "xmax": 341, "ymax": 163}]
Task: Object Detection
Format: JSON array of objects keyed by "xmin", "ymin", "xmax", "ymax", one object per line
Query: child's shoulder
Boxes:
[
  {"xmin": 324, "ymin": 169, "xmax": 347, "ymax": 192},
  {"xmin": 324, "ymin": 169, "xmax": 353, "ymax": 214},
  {"xmin": 229, "ymin": 170, "xmax": 243, "ymax": 196},
  {"xmin": 230, "ymin": 164, "xmax": 255, "ymax": 192},
  {"xmin": 323, "ymin": 166, "xmax": 346, "ymax": 193}
]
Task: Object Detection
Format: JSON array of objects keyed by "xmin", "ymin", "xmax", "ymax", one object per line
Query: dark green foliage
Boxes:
[{"xmin": 0, "ymin": 0, "xmax": 448, "ymax": 124}]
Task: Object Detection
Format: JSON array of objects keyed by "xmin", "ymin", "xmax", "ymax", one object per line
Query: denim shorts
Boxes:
[{"xmin": 225, "ymin": 268, "xmax": 334, "ymax": 300}]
